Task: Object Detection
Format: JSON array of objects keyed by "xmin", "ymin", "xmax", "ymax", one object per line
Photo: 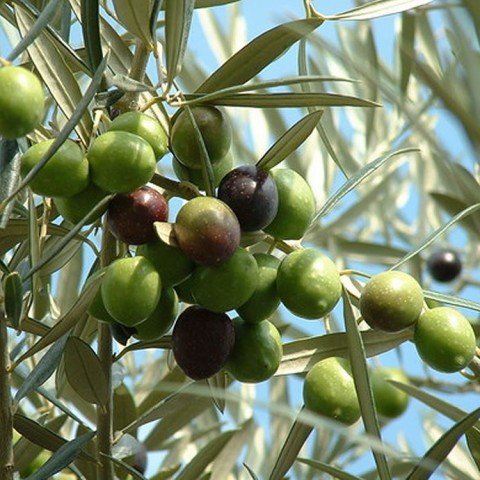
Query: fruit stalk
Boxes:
[
  {"xmin": 0, "ymin": 311, "xmax": 14, "ymax": 480},
  {"xmin": 96, "ymin": 227, "xmax": 116, "ymax": 480}
]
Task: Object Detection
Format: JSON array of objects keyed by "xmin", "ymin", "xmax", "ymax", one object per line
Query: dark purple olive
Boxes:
[
  {"xmin": 427, "ymin": 249, "xmax": 462, "ymax": 283},
  {"xmin": 110, "ymin": 322, "xmax": 137, "ymax": 346},
  {"xmin": 172, "ymin": 306, "xmax": 235, "ymax": 380},
  {"xmin": 107, "ymin": 186, "xmax": 168, "ymax": 245},
  {"xmin": 217, "ymin": 165, "xmax": 279, "ymax": 231}
]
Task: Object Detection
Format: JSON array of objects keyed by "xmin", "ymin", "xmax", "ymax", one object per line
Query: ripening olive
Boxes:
[
  {"xmin": 427, "ymin": 249, "xmax": 462, "ymax": 283},
  {"xmin": 370, "ymin": 367, "xmax": 410, "ymax": 419}
]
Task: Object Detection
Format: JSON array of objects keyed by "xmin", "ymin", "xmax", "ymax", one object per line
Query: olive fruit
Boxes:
[
  {"xmin": 110, "ymin": 323, "xmax": 137, "ymax": 346},
  {"xmin": 107, "ymin": 186, "xmax": 168, "ymax": 245},
  {"xmin": 172, "ymin": 306, "xmax": 235, "ymax": 380},
  {"xmin": 360, "ymin": 271, "xmax": 424, "ymax": 332},
  {"xmin": 303, "ymin": 357, "xmax": 360, "ymax": 425},
  {"xmin": 427, "ymin": 249, "xmax": 462, "ymax": 283},
  {"xmin": 191, "ymin": 248, "xmax": 258, "ymax": 312},
  {"xmin": 277, "ymin": 248, "xmax": 341, "ymax": 319},
  {"xmin": 226, "ymin": 318, "xmax": 282, "ymax": 383},
  {"xmin": 170, "ymin": 106, "xmax": 232, "ymax": 169},
  {"xmin": 172, "ymin": 151, "xmax": 233, "ymax": 191},
  {"xmin": 414, "ymin": 307, "xmax": 476, "ymax": 373},
  {"xmin": 133, "ymin": 287, "xmax": 178, "ymax": 341},
  {"xmin": 101, "ymin": 256, "xmax": 161, "ymax": 327},
  {"xmin": 54, "ymin": 183, "xmax": 108, "ymax": 224},
  {"xmin": 264, "ymin": 168, "xmax": 315, "ymax": 240},
  {"xmin": 217, "ymin": 165, "xmax": 279, "ymax": 231},
  {"xmin": 108, "ymin": 111, "xmax": 168, "ymax": 160},
  {"xmin": 370, "ymin": 367, "xmax": 409, "ymax": 419},
  {"xmin": 88, "ymin": 131, "xmax": 156, "ymax": 193},
  {"xmin": 0, "ymin": 66, "xmax": 44, "ymax": 139},
  {"xmin": 21, "ymin": 139, "xmax": 89, "ymax": 197},
  {"xmin": 136, "ymin": 240, "xmax": 195, "ymax": 287},
  {"xmin": 236, "ymin": 253, "xmax": 280, "ymax": 323},
  {"xmin": 173, "ymin": 196, "xmax": 241, "ymax": 265}
]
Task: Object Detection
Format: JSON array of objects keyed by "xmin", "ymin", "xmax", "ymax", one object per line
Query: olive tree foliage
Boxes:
[{"xmin": 0, "ymin": 0, "xmax": 479, "ymax": 479}]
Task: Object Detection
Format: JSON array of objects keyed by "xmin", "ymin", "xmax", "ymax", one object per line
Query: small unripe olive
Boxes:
[
  {"xmin": 236, "ymin": 253, "xmax": 280, "ymax": 323},
  {"xmin": 101, "ymin": 256, "xmax": 161, "ymax": 327},
  {"xmin": 370, "ymin": 367, "xmax": 409, "ymax": 419},
  {"xmin": 414, "ymin": 307, "xmax": 476, "ymax": 373},
  {"xmin": 226, "ymin": 318, "xmax": 282, "ymax": 383},
  {"xmin": 88, "ymin": 131, "xmax": 156, "ymax": 193},
  {"xmin": 0, "ymin": 66, "xmax": 45, "ymax": 139},
  {"xmin": 108, "ymin": 111, "xmax": 168, "ymax": 160},
  {"xmin": 191, "ymin": 248, "xmax": 258, "ymax": 312},
  {"xmin": 360, "ymin": 271, "xmax": 424, "ymax": 332},
  {"xmin": 21, "ymin": 139, "xmax": 89, "ymax": 197},
  {"xmin": 277, "ymin": 248, "xmax": 341, "ymax": 319},
  {"xmin": 303, "ymin": 357, "xmax": 360, "ymax": 425},
  {"xmin": 170, "ymin": 106, "xmax": 232, "ymax": 169},
  {"xmin": 263, "ymin": 168, "xmax": 315, "ymax": 240}
]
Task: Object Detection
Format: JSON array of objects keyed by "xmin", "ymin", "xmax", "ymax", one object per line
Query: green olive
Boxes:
[
  {"xmin": 53, "ymin": 183, "xmax": 108, "ymax": 224},
  {"xmin": 303, "ymin": 357, "xmax": 360, "ymax": 425},
  {"xmin": 21, "ymin": 139, "xmax": 89, "ymax": 197},
  {"xmin": 88, "ymin": 131, "xmax": 156, "ymax": 193},
  {"xmin": 370, "ymin": 367, "xmax": 409, "ymax": 419},
  {"xmin": 226, "ymin": 318, "xmax": 282, "ymax": 383},
  {"xmin": 191, "ymin": 248, "xmax": 258, "ymax": 312},
  {"xmin": 263, "ymin": 168, "xmax": 315, "ymax": 240},
  {"xmin": 360, "ymin": 271, "xmax": 424, "ymax": 332},
  {"xmin": 136, "ymin": 240, "xmax": 195, "ymax": 287},
  {"xmin": 236, "ymin": 253, "xmax": 280, "ymax": 323},
  {"xmin": 414, "ymin": 307, "xmax": 476, "ymax": 373},
  {"xmin": 0, "ymin": 66, "xmax": 44, "ymax": 139},
  {"xmin": 101, "ymin": 256, "xmax": 161, "ymax": 326},
  {"xmin": 277, "ymin": 248, "xmax": 341, "ymax": 319},
  {"xmin": 170, "ymin": 106, "xmax": 232, "ymax": 169},
  {"xmin": 133, "ymin": 287, "xmax": 178, "ymax": 341},
  {"xmin": 108, "ymin": 111, "xmax": 168, "ymax": 160}
]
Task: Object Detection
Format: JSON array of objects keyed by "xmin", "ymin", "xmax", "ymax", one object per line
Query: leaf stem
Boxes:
[{"xmin": 0, "ymin": 311, "xmax": 14, "ymax": 480}]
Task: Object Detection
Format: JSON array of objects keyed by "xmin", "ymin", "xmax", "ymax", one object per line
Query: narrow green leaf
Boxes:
[
  {"xmin": 0, "ymin": 139, "xmax": 20, "ymax": 227},
  {"xmin": 64, "ymin": 337, "xmax": 108, "ymax": 406},
  {"xmin": 277, "ymin": 327, "xmax": 411, "ymax": 376},
  {"xmin": 3, "ymin": 56, "xmax": 109, "ymax": 208},
  {"xmin": 150, "ymin": 0, "xmax": 164, "ymax": 42},
  {"xmin": 399, "ymin": 13, "xmax": 416, "ymax": 95},
  {"xmin": 184, "ymin": 92, "xmax": 379, "ymax": 108},
  {"xmin": 176, "ymin": 430, "xmax": 237, "ymax": 480},
  {"xmin": 327, "ymin": 0, "xmax": 434, "ymax": 21},
  {"xmin": 15, "ymin": 5, "xmax": 93, "ymax": 145},
  {"xmin": 4, "ymin": 271, "xmax": 23, "ymax": 329},
  {"xmin": 112, "ymin": 0, "xmax": 153, "ymax": 45},
  {"xmin": 114, "ymin": 336, "xmax": 172, "ymax": 362},
  {"xmin": 14, "ymin": 334, "xmax": 68, "ymax": 405},
  {"xmin": 423, "ymin": 290, "xmax": 480, "ymax": 314},
  {"xmin": 165, "ymin": 0, "xmax": 195, "ymax": 89},
  {"xmin": 256, "ymin": 111, "xmax": 323, "ymax": 170},
  {"xmin": 113, "ymin": 383, "xmax": 137, "ymax": 434},
  {"xmin": 466, "ymin": 431, "xmax": 480, "ymax": 471},
  {"xmin": 406, "ymin": 408, "xmax": 480, "ymax": 480},
  {"xmin": 24, "ymin": 430, "xmax": 96, "ymax": 480},
  {"xmin": 13, "ymin": 271, "xmax": 104, "ymax": 366},
  {"xmin": 310, "ymin": 148, "xmax": 418, "ymax": 225},
  {"xmin": 81, "ymin": 0, "xmax": 104, "ymax": 72},
  {"xmin": 207, "ymin": 371, "xmax": 227, "ymax": 414},
  {"xmin": 150, "ymin": 465, "xmax": 182, "ymax": 480},
  {"xmin": 244, "ymin": 463, "xmax": 260, "ymax": 480},
  {"xmin": 343, "ymin": 290, "xmax": 391, "ymax": 480},
  {"xmin": 297, "ymin": 458, "xmax": 363, "ymax": 480},
  {"xmin": 14, "ymin": 414, "xmax": 67, "ymax": 454},
  {"xmin": 196, "ymin": 18, "xmax": 324, "ymax": 93},
  {"xmin": 7, "ymin": 0, "xmax": 61, "ymax": 61},
  {"xmin": 392, "ymin": 202, "xmax": 480, "ymax": 270},
  {"xmin": 269, "ymin": 408, "xmax": 313, "ymax": 480}
]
